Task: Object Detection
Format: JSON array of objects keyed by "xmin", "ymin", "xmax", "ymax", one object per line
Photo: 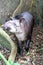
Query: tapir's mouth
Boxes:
[{"xmin": 9, "ymin": 29, "xmax": 23, "ymax": 34}]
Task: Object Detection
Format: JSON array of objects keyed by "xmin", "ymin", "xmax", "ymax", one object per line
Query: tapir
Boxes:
[{"xmin": 2, "ymin": 12, "xmax": 34, "ymax": 55}]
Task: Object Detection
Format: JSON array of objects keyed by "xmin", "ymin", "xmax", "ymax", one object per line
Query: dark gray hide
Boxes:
[{"xmin": 2, "ymin": 12, "xmax": 34, "ymax": 55}]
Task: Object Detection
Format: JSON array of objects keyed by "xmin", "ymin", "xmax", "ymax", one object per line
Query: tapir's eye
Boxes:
[
  {"xmin": 13, "ymin": 23, "xmax": 16, "ymax": 26},
  {"xmin": 13, "ymin": 23, "xmax": 17, "ymax": 28}
]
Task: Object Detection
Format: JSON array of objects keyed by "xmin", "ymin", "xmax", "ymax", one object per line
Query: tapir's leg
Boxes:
[
  {"xmin": 17, "ymin": 41, "xmax": 23, "ymax": 56},
  {"xmin": 25, "ymin": 40, "xmax": 31, "ymax": 51}
]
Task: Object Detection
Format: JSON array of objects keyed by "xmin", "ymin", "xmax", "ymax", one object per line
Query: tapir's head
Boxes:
[{"xmin": 2, "ymin": 17, "xmax": 26, "ymax": 34}]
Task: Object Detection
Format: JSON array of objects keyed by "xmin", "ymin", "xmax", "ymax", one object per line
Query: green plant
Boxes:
[{"xmin": 0, "ymin": 52, "xmax": 20, "ymax": 65}]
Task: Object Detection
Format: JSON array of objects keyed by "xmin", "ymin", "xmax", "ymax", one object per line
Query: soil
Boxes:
[{"xmin": 0, "ymin": 26, "xmax": 43, "ymax": 65}]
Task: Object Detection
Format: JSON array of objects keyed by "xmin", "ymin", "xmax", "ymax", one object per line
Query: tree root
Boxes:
[
  {"xmin": 12, "ymin": 0, "xmax": 24, "ymax": 17},
  {"xmin": 0, "ymin": 28, "xmax": 17, "ymax": 62}
]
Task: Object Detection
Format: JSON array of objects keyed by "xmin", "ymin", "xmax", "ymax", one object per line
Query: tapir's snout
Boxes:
[
  {"xmin": 1, "ymin": 24, "xmax": 11, "ymax": 31},
  {"xmin": 3, "ymin": 27, "xmax": 11, "ymax": 31}
]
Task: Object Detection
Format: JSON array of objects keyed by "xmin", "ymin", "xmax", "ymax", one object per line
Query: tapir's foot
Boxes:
[{"xmin": 18, "ymin": 47, "xmax": 24, "ymax": 56}]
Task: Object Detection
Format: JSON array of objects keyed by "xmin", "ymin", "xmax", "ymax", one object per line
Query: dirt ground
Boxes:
[{"xmin": 0, "ymin": 26, "xmax": 43, "ymax": 65}]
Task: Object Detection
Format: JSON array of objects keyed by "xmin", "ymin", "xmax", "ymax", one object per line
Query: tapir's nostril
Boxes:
[{"xmin": 6, "ymin": 27, "xmax": 10, "ymax": 31}]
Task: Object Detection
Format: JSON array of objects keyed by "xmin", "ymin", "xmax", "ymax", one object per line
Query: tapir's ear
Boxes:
[{"xmin": 20, "ymin": 18, "xmax": 25, "ymax": 23}]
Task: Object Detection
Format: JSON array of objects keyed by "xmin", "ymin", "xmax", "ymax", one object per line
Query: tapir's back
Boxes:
[
  {"xmin": 15, "ymin": 12, "xmax": 34, "ymax": 41},
  {"xmin": 21, "ymin": 12, "xmax": 34, "ymax": 36},
  {"xmin": 21, "ymin": 12, "xmax": 33, "ymax": 22}
]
